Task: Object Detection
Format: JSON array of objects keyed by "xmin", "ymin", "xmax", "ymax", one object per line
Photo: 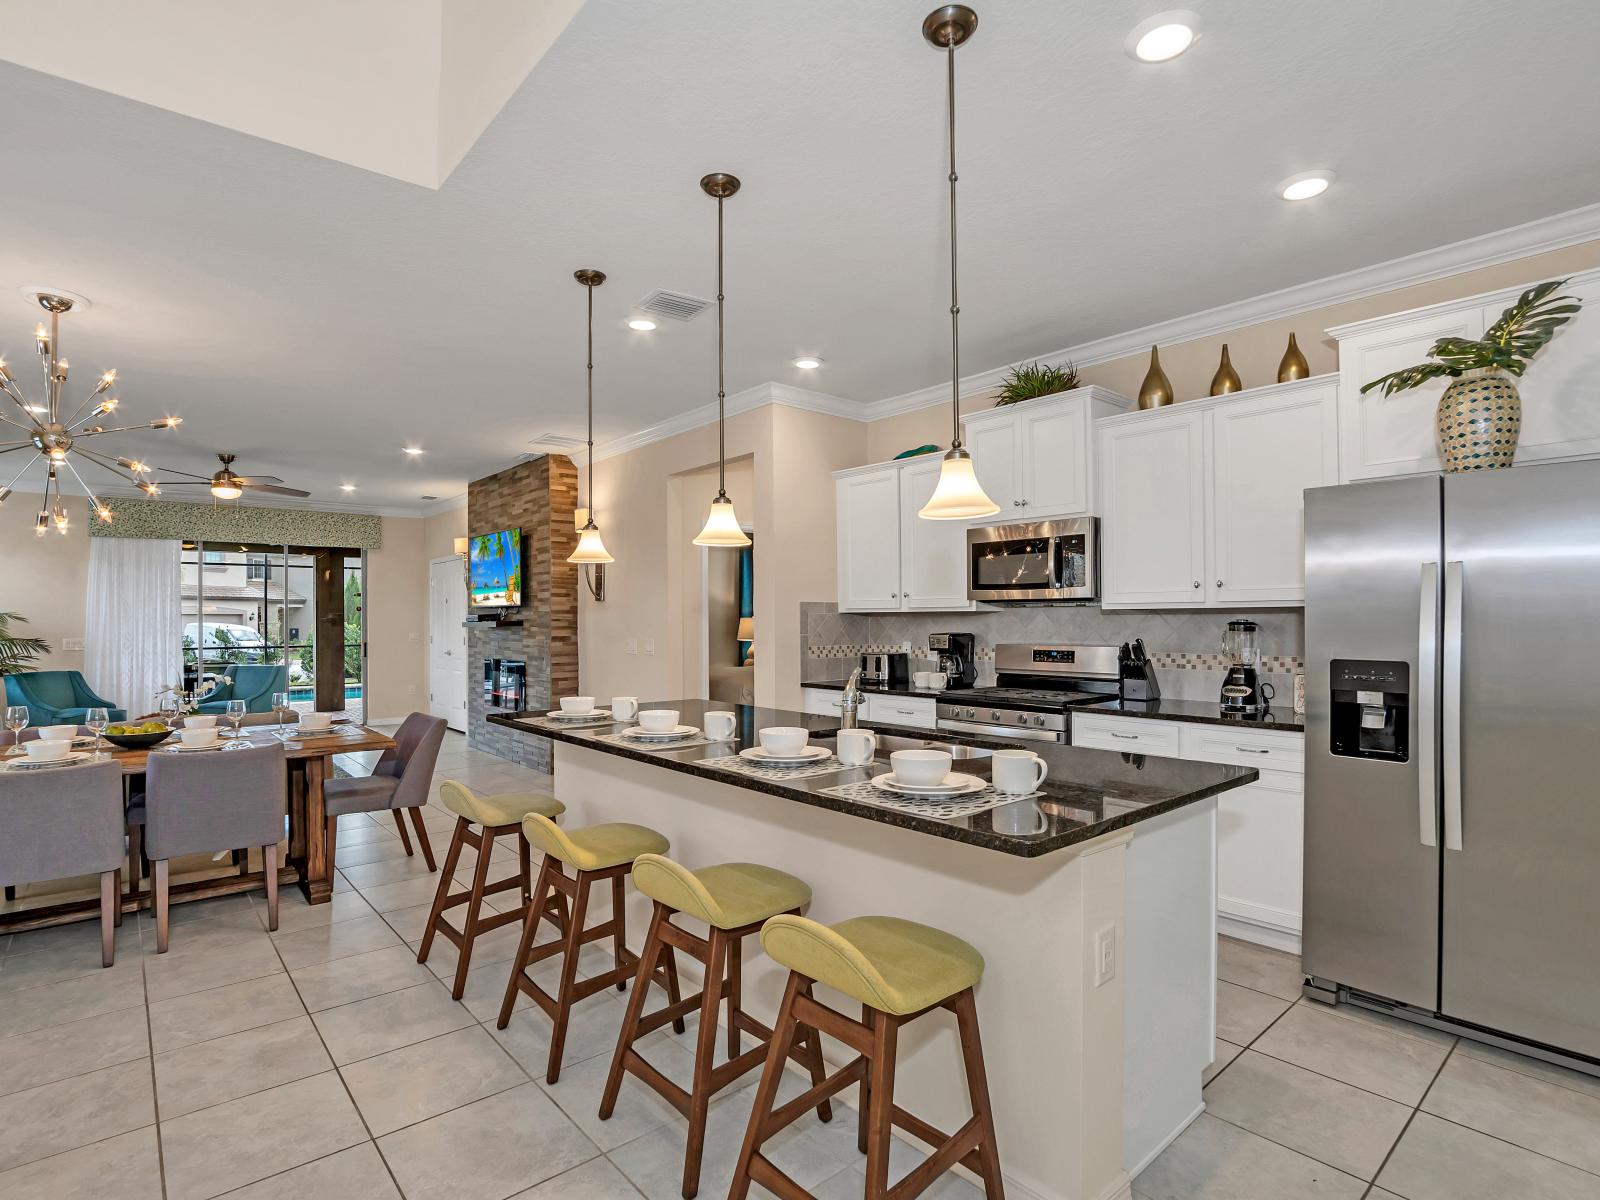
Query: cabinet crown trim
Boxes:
[
  {"xmin": 1095, "ymin": 373, "xmax": 1337, "ymax": 429},
  {"xmin": 959, "ymin": 385, "xmax": 1134, "ymax": 428},
  {"xmin": 1326, "ymin": 265, "xmax": 1600, "ymax": 342}
]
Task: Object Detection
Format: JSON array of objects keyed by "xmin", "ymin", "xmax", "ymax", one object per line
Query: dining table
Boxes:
[{"xmin": 0, "ymin": 721, "xmax": 395, "ymax": 933}]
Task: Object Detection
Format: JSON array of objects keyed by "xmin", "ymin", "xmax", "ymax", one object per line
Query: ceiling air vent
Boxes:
[{"xmin": 635, "ymin": 289, "xmax": 712, "ymax": 322}]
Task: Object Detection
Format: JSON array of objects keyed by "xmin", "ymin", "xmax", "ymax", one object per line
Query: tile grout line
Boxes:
[
  {"xmin": 141, "ymin": 918, "xmax": 171, "ymax": 1200},
  {"xmin": 1358, "ymin": 1038, "xmax": 1460, "ymax": 1199}
]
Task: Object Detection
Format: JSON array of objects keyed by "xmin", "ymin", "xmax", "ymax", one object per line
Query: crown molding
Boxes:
[
  {"xmin": 862, "ymin": 201, "xmax": 1600, "ymax": 422},
  {"xmin": 418, "ymin": 493, "xmax": 467, "ymax": 518},
  {"xmin": 590, "ymin": 381, "xmax": 862, "ymax": 464},
  {"xmin": 1324, "ymin": 263, "xmax": 1600, "ymax": 341}
]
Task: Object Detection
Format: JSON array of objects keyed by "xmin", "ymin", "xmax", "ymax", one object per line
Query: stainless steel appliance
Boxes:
[
  {"xmin": 927, "ymin": 632, "xmax": 977, "ymax": 689},
  {"xmin": 936, "ymin": 644, "xmax": 1122, "ymax": 742},
  {"xmin": 1219, "ymin": 619, "xmax": 1275, "ymax": 716},
  {"xmin": 859, "ymin": 652, "xmax": 909, "ymax": 688},
  {"xmin": 1304, "ymin": 461, "xmax": 1600, "ymax": 1063},
  {"xmin": 967, "ymin": 518, "xmax": 1098, "ymax": 603}
]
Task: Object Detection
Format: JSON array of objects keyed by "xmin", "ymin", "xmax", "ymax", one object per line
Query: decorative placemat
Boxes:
[
  {"xmin": 588, "ymin": 729, "xmax": 721, "ymax": 752},
  {"xmin": 817, "ymin": 778, "xmax": 1043, "ymax": 821},
  {"xmin": 514, "ymin": 715, "xmax": 619, "ymax": 732},
  {"xmin": 698, "ymin": 753, "xmax": 848, "ymax": 783}
]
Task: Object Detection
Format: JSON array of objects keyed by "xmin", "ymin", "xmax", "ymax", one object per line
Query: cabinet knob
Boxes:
[
  {"xmin": 1193, "ymin": 580, "xmax": 1201, "ymax": 589},
  {"xmin": 1013, "ymin": 499, "xmax": 1024, "ymax": 507},
  {"xmin": 1216, "ymin": 580, "xmax": 1224, "ymax": 588}
]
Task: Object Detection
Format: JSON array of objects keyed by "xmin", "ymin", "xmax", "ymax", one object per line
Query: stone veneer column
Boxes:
[{"xmin": 465, "ymin": 455, "xmax": 579, "ymax": 770}]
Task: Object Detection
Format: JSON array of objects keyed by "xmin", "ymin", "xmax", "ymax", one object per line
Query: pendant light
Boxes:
[
  {"xmin": 568, "ymin": 269, "xmax": 614, "ymax": 565},
  {"xmin": 692, "ymin": 172, "xmax": 752, "ymax": 548},
  {"xmin": 917, "ymin": 5, "xmax": 1000, "ymax": 521}
]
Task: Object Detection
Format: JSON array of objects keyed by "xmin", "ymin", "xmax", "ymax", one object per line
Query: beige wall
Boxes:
[
  {"xmin": 362, "ymin": 515, "xmax": 430, "ymax": 721},
  {"xmin": 422, "ymin": 503, "xmax": 467, "ymax": 561},
  {"xmin": 0, "ymin": 494, "xmax": 90, "ymax": 675}
]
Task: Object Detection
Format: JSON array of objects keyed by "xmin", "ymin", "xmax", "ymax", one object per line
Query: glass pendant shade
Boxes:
[
  {"xmin": 693, "ymin": 495, "xmax": 751, "ymax": 547},
  {"xmin": 569, "ymin": 522, "xmax": 613, "ymax": 564},
  {"xmin": 917, "ymin": 448, "xmax": 999, "ymax": 519}
]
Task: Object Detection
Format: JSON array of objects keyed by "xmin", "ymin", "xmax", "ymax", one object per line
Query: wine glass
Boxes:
[
  {"xmin": 86, "ymin": 707, "xmax": 109, "ymax": 759},
  {"xmin": 271, "ymin": 692, "xmax": 291, "ymax": 740},
  {"xmin": 4, "ymin": 705, "xmax": 27, "ymax": 753},
  {"xmin": 158, "ymin": 691, "xmax": 179, "ymax": 726},
  {"xmin": 225, "ymin": 699, "xmax": 247, "ymax": 741}
]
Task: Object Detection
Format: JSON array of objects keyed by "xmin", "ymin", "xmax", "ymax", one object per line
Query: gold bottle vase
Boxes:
[
  {"xmin": 1278, "ymin": 332, "xmax": 1310, "ymax": 382},
  {"xmin": 1138, "ymin": 346, "xmax": 1173, "ymax": 409},
  {"xmin": 1209, "ymin": 344, "xmax": 1242, "ymax": 395},
  {"xmin": 1436, "ymin": 369, "xmax": 1521, "ymax": 472}
]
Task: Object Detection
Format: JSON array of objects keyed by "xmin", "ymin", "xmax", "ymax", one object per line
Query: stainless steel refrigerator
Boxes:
[{"xmin": 1303, "ymin": 459, "xmax": 1600, "ymax": 1062}]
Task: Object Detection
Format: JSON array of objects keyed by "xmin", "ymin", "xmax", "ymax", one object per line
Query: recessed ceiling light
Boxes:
[
  {"xmin": 1125, "ymin": 11, "xmax": 1200, "ymax": 62},
  {"xmin": 402, "ymin": 446, "xmax": 424, "ymax": 455},
  {"xmin": 1278, "ymin": 170, "xmax": 1335, "ymax": 201},
  {"xmin": 792, "ymin": 356, "xmax": 823, "ymax": 370},
  {"xmin": 340, "ymin": 484, "xmax": 356, "ymax": 492},
  {"xmin": 627, "ymin": 316, "xmax": 658, "ymax": 331}
]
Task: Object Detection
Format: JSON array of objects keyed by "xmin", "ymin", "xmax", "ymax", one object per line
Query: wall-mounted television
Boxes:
[{"xmin": 469, "ymin": 528, "xmax": 523, "ymax": 608}]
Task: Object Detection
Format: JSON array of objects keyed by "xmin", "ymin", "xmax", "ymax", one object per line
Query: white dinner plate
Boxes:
[
  {"xmin": 6, "ymin": 751, "xmax": 93, "ymax": 769},
  {"xmin": 872, "ymin": 771, "xmax": 987, "ymax": 798},
  {"xmin": 623, "ymin": 725, "xmax": 700, "ymax": 741},
  {"xmin": 163, "ymin": 741, "xmax": 229, "ymax": 753},
  {"xmin": 545, "ymin": 708, "xmax": 611, "ymax": 721},
  {"xmin": 739, "ymin": 745, "xmax": 831, "ymax": 765}
]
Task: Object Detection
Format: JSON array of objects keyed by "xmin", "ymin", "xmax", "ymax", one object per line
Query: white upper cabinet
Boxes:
[
  {"xmin": 1098, "ymin": 376, "xmax": 1339, "ymax": 609},
  {"xmin": 960, "ymin": 387, "xmax": 1133, "ymax": 520},
  {"xmin": 834, "ymin": 457, "xmax": 981, "ymax": 613},
  {"xmin": 1331, "ymin": 268, "xmax": 1600, "ymax": 481},
  {"xmin": 898, "ymin": 454, "xmax": 973, "ymax": 610}
]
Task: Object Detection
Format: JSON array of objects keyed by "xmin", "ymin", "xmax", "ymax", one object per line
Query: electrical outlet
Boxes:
[
  {"xmin": 407, "ymin": 685, "xmax": 417, "ymax": 695},
  {"xmin": 625, "ymin": 638, "xmax": 638, "ymax": 655},
  {"xmin": 408, "ymin": 632, "xmax": 420, "ymax": 643},
  {"xmin": 1093, "ymin": 924, "xmax": 1116, "ymax": 988},
  {"xmin": 63, "ymin": 637, "xmax": 85, "ymax": 652},
  {"xmin": 644, "ymin": 638, "xmax": 656, "ymax": 656}
]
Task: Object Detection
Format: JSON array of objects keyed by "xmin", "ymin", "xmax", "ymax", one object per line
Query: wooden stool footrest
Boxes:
[
  {"xmin": 891, "ymin": 1111, "xmax": 985, "ymax": 1192},
  {"xmin": 747, "ymin": 1153, "xmax": 811, "ymax": 1200},
  {"xmin": 762, "ymin": 1056, "xmax": 866, "ymax": 1137}
]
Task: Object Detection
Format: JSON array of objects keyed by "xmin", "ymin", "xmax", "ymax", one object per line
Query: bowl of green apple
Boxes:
[{"xmin": 101, "ymin": 721, "xmax": 177, "ymax": 749}]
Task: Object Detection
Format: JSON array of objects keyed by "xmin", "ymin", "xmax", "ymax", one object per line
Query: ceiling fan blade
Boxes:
[
  {"xmin": 243, "ymin": 482, "xmax": 311, "ymax": 498},
  {"xmin": 232, "ymin": 475, "xmax": 284, "ymax": 485},
  {"xmin": 158, "ymin": 467, "xmax": 216, "ymax": 482},
  {"xmin": 155, "ymin": 480, "xmax": 215, "ymax": 486}
]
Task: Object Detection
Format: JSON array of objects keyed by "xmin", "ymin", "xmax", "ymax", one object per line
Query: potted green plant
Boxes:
[
  {"xmin": 1361, "ymin": 279, "xmax": 1582, "ymax": 472},
  {"xmin": 994, "ymin": 359, "xmax": 1079, "ymax": 406},
  {"xmin": 0, "ymin": 612, "xmax": 49, "ymax": 676}
]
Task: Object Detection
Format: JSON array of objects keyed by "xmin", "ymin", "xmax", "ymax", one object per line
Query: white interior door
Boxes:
[{"xmin": 428, "ymin": 556, "xmax": 468, "ymax": 731}]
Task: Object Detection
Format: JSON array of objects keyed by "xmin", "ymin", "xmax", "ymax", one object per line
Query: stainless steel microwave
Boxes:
[{"xmin": 966, "ymin": 518, "xmax": 1098, "ymax": 603}]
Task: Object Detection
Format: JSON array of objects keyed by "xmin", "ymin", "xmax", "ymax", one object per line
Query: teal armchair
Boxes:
[
  {"xmin": 195, "ymin": 664, "xmax": 287, "ymax": 715},
  {"xmin": 4, "ymin": 671, "xmax": 127, "ymax": 726}
]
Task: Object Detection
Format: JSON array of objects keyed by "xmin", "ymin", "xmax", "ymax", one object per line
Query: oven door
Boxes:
[{"xmin": 966, "ymin": 519, "xmax": 1097, "ymax": 602}]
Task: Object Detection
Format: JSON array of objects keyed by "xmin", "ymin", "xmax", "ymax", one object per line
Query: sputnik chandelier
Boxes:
[{"xmin": 0, "ymin": 290, "xmax": 181, "ymax": 535}]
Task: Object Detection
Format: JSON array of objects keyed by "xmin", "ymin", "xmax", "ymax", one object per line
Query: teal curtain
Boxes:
[{"xmin": 737, "ymin": 545, "xmax": 754, "ymax": 663}]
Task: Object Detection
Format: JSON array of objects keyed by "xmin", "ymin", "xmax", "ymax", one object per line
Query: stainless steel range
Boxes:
[{"xmin": 935, "ymin": 644, "xmax": 1122, "ymax": 742}]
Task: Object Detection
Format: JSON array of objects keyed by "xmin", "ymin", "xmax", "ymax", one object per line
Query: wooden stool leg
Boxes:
[
  {"xmin": 683, "ymin": 926, "xmax": 728, "ymax": 1199},
  {"xmin": 518, "ymin": 833, "xmax": 532, "ymax": 905},
  {"xmin": 660, "ymin": 941, "xmax": 687, "ymax": 1035},
  {"xmin": 863, "ymin": 1009, "xmax": 900, "ymax": 1200},
  {"xmin": 392, "ymin": 809, "xmax": 414, "ymax": 856},
  {"xmin": 99, "ymin": 869, "xmax": 116, "ymax": 967},
  {"xmin": 600, "ymin": 901, "xmax": 669, "ymax": 1121},
  {"xmin": 545, "ymin": 870, "xmax": 591, "ymax": 1084},
  {"xmin": 725, "ymin": 934, "xmax": 743, "ymax": 1061},
  {"xmin": 417, "ymin": 818, "xmax": 469, "ymax": 963},
  {"xmin": 263, "ymin": 843, "xmax": 279, "ymax": 931},
  {"xmin": 611, "ymin": 874, "xmax": 628, "ymax": 991},
  {"xmin": 858, "ymin": 1004, "xmax": 873, "ymax": 1154},
  {"xmin": 407, "ymin": 808, "xmax": 437, "ymax": 871},
  {"xmin": 954, "ymin": 989, "xmax": 1005, "ymax": 1199},
  {"xmin": 729, "ymin": 972, "xmax": 804, "ymax": 1200},
  {"xmin": 153, "ymin": 860, "xmax": 171, "ymax": 954},
  {"xmin": 498, "ymin": 856, "xmax": 553, "ymax": 1029},
  {"xmin": 795, "ymin": 982, "xmax": 833, "ymax": 1123},
  {"xmin": 451, "ymin": 825, "xmax": 497, "ymax": 1001}
]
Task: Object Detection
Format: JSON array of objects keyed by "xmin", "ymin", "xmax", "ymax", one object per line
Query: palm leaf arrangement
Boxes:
[
  {"xmin": 1361, "ymin": 279, "xmax": 1582, "ymax": 397},
  {"xmin": 0, "ymin": 612, "xmax": 50, "ymax": 676},
  {"xmin": 995, "ymin": 359, "xmax": 1079, "ymax": 406}
]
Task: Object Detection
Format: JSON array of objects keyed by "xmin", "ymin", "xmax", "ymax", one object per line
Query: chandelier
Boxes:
[{"xmin": 0, "ymin": 290, "xmax": 181, "ymax": 535}]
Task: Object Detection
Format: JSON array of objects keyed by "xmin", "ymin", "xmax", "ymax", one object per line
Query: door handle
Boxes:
[
  {"xmin": 1442, "ymin": 560, "xmax": 1464, "ymax": 851},
  {"xmin": 1417, "ymin": 563, "xmax": 1439, "ymax": 848}
]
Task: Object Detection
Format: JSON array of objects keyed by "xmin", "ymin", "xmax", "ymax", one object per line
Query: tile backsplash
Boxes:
[{"xmin": 801, "ymin": 602, "xmax": 1303, "ymax": 703}]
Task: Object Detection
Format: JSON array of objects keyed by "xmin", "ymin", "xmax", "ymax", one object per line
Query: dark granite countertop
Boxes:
[
  {"xmin": 488, "ymin": 699, "xmax": 1255, "ymax": 859},
  {"xmin": 804, "ymin": 679, "xmax": 953, "ymax": 701}
]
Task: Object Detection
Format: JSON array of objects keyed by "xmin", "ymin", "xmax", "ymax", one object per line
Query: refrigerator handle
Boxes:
[
  {"xmin": 1418, "ymin": 562, "xmax": 1439, "ymax": 848},
  {"xmin": 1442, "ymin": 560, "xmax": 1465, "ymax": 852}
]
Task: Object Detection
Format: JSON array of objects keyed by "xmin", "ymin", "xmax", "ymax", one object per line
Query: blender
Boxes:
[{"xmin": 1220, "ymin": 619, "xmax": 1275, "ymax": 716}]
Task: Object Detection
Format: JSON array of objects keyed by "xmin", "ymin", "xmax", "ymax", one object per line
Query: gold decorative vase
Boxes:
[
  {"xmin": 1437, "ymin": 369, "xmax": 1521, "ymax": 472},
  {"xmin": 1138, "ymin": 345, "xmax": 1173, "ymax": 409},
  {"xmin": 1209, "ymin": 344, "xmax": 1242, "ymax": 395},
  {"xmin": 1278, "ymin": 332, "xmax": 1310, "ymax": 381}
]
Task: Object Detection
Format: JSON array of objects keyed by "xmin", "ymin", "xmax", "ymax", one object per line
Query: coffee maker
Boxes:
[
  {"xmin": 1219, "ymin": 619, "xmax": 1275, "ymax": 716},
  {"xmin": 927, "ymin": 632, "xmax": 977, "ymax": 690}
]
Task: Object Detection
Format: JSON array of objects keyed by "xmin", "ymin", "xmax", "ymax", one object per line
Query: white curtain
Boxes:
[{"xmin": 85, "ymin": 537, "xmax": 182, "ymax": 717}]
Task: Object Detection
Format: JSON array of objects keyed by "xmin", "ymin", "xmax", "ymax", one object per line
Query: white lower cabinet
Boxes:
[
  {"xmin": 801, "ymin": 688, "xmax": 847, "ymax": 717},
  {"xmin": 800, "ymin": 688, "xmax": 939, "ymax": 730},
  {"xmin": 1073, "ymin": 712, "xmax": 1305, "ymax": 951}
]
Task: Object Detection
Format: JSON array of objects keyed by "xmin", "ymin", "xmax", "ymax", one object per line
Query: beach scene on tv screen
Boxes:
[{"xmin": 470, "ymin": 529, "xmax": 522, "ymax": 606}]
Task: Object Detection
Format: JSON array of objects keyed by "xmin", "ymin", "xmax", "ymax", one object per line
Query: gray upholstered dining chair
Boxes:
[
  {"xmin": 0, "ymin": 760, "xmax": 126, "ymax": 965},
  {"xmin": 142, "ymin": 743, "xmax": 287, "ymax": 952},
  {"xmin": 323, "ymin": 711, "xmax": 446, "ymax": 874}
]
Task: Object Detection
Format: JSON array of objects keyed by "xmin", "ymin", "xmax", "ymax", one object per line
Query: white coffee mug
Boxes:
[
  {"xmin": 991, "ymin": 748, "xmax": 1048, "ymax": 794},
  {"xmin": 836, "ymin": 728, "xmax": 877, "ymax": 766},
  {"xmin": 704, "ymin": 710, "xmax": 736, "ymax": 740},
  {"xmin": 612, "ymin": 696, "xmax": 639, "ymax": 720},
  {"xmin": 912, "ymin": 671, "xmax": 930, "ymax": 688}
]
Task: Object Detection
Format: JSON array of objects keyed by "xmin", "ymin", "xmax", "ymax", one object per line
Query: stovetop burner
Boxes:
[{"xmin": 956, "ymin": 686, "xmax": 1108, "ymax": 712}]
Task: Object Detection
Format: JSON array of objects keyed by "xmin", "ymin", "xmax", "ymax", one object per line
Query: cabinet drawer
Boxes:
[
  {"xmin": 1180, "ymin": 726, "xmax": 1304, "ymax": 773},
  {"xmin": 865, "ymin": 695, "xmax": 938, "ymax": 729},
  {"xmin": 1070, "ymin": 714, "xmax": 1182, "ymax": 756},
  {"xmin": 801, "ymin": 689, "xmax": 846, "ymax": 717}
]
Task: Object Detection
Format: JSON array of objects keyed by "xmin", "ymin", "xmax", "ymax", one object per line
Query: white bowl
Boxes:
[
  {"xmin": 559, "ymin": 696, "xmax": 596, "ymax": 714},
  {"xmin": 184, "ymin": 715, "xmax": 217, "ymax": 729},
  {"xmin": 40, "ymin": 724, "xmax": 78, "ymax": 741},
  {"xmin": 758, "ymin": 726, "xmax": 809, "ymax": 756},
  {"xmin": 889, "ymin": 748, "xmax": 953, "ymax": 788},
  {"xmin": 636, "ymin": 709, "xmax": 679, "ymax": 733},
  {"xmin": 298, "ymin": 712, "xmax": 332, "ymax": 731},
  {"xmin": 24, "ymin": 739, "xmax": 72, "ymax": 761},
  {"xmin": 180, "ymin": 727, "xmax": 220, "ymax": 747}
]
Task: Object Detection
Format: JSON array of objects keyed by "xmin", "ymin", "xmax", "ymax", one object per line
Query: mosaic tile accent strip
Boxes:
[
  {"xmin": 698, "ymin": 753, "xmax": 849, "ymax": 783},
  {"xmin": 806, "ymin": 643, "xmax": 914, "ymax": 660},
  {"xmin": 818, "ymin": 777, "xmax": 1042, "ymax": 821},
  {"xmin": 1148, "ymin": 652, "xmax": 1303, "ymax": 672}
]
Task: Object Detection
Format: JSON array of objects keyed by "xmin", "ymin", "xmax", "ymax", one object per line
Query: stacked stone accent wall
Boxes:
[{"xmin": 466, "ymin": 455, "xmax": 579, "ymax": 770}]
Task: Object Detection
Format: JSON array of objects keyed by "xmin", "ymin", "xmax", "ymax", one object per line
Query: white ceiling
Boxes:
[{"xmin": 2, "ymin": 0, "xmax": 1598, "ymax": 512}]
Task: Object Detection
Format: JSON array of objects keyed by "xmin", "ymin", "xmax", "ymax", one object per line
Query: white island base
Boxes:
[{"xmin": 553, "ymin": 743, "xmax": 1217, "ymax": 1200}]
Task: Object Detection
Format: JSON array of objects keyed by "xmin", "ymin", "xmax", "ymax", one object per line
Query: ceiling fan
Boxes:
[{"xmin": 157, "ymin": 453, "xmax": 311, "ymax": 500}]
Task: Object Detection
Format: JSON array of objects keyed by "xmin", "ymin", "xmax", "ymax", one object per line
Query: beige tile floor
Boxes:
[{"xmin": 3, "ymin": 731, "xmax": 1598, "ymax": 1199}]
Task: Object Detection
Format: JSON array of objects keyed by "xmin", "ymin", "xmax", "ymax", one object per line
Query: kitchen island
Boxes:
[{"xmin": 491, "ymin": 701, "xmax": 1255, "ymax": 1200}]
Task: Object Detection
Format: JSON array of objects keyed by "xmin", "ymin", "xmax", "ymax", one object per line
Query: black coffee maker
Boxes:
[
  {"xmin": 1219, "ymin": 619, "xmax": 1275, "ymax": 716},
  {"xmin": 927, "ymin": 632, "xmax": 977, "ymax": 689}
]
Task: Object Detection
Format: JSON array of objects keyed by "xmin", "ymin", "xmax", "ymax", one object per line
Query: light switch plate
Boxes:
[
  {"xmin": 63, "ymin": 637, "xmax": 86, "ymax": 652},
  {"xmin": 1093, "ymin": 924, "xmax": 1116, "ymax": 988}
]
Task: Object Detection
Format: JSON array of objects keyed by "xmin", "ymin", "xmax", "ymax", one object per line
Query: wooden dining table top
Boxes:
[{"xmin": 19, "ymin": 724, "xmax": 397, "ymax": 774}]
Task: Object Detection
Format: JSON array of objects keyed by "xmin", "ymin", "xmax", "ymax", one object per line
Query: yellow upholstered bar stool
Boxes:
[
  {"xmin": 730, "ymin": 915, "xmax": 1003, "ymax": 1200},
  {"xmin": 498, "ymin": 811, "xmax": 672, "ymax": 1083},
  {"xmin": 417, "ymin": 781, "xmax": 567, "ymax": 1000},
  {"xmin": 600, "ymin": 853, "xmax": 832, "ymax": 1199}
]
